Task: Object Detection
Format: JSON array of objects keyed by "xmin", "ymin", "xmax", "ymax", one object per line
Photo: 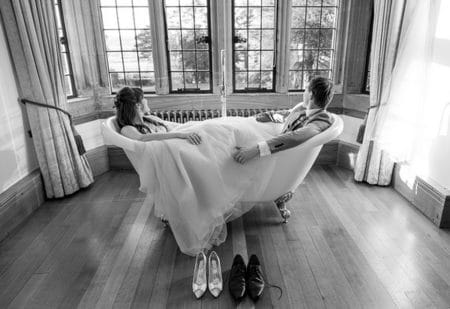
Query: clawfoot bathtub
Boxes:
[{"xmin": 102, "ymin": 114, "xmax": 343, "ymax": 223}]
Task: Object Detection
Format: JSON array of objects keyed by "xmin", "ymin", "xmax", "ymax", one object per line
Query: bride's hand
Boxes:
[{"xmin": 180, "ymin": 132, "xmax": 202, "ymax": 145}]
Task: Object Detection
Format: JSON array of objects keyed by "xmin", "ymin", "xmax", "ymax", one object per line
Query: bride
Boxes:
[{"xmin": 114, "ymin": 87, "xmax": 280, "ymax": 255}]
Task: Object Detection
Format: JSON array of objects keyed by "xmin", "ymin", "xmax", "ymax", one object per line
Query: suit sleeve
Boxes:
[{"xmin": 265, "ymin": 118, "xmax": 331, "ymax": 154}]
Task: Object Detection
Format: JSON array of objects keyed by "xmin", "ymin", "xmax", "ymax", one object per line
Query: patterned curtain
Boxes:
[
  {"xmin": 353, "ymin": 0, "xmax": 406, "ymax": 185},
  {"xmin": 0, "ymin": 0, "xmax": 94, "ymax": 198}
]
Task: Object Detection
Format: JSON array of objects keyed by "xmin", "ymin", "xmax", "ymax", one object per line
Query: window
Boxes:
[
  {"xmin": 163, "ymin": 0, "xmax": 212, "ymax": 93},
  {"xmin": 289, "ymin": 0, "xmax": 339, "ymax": 91},
  {"xmin": 363, "ymin": 51, "xmax": 371, "ymax": 93},
  {"xmin": 232, "ymin": 0, "xmax": 278, "ymax": 92},
  {"xmin": 92, "ymin": 0, "xmax": 346, "ymax": 95},
  {"xmin": 99, "ymin": 0, "xmax": 155, "ymax": 93},
  {"xmin": 54, "ymin": 0, "xmax": 76, "ymax": 98},
  {"xmin": 363, "ymin": 9, "xmax": 373, "ymax": 94}
]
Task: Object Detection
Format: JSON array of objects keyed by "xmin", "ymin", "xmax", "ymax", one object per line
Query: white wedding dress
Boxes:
[{"xmin": 137, "ymin": 116, "xmax": 282, "ymax": 256}]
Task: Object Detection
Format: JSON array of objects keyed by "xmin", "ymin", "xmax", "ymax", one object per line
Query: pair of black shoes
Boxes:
[{"xmin": 228, "ymin": 254, "xmax": 265, "ymax": 301}]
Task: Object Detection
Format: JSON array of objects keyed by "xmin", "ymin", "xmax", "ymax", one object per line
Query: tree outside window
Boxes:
[
  {"xmin": 162, "ymin": 0, "xmax": 212, "ymax": 93},
  {"xmin": 289, "ymin": 0, "xmax": 339, "ymax": 91},
  {"xmin": 100, "ymin": 0, "xmax": 155, "ymax": 93},
  {"xmin": 232, "ymin": 0, "xmax": 278, "ymax": 92}
]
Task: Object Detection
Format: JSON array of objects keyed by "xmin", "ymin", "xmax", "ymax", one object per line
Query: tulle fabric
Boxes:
[{"xmin": 137, "ymin": 117, "xmax": 281, "ymax": 255}]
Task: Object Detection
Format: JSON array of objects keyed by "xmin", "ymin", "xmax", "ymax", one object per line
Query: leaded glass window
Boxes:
[
  {"xmin": 163, "ymin": 0, "xmax": 212, "ymax": 93},
  {"xmin": 232, "ymin": 0, "xmax": 278, "ymax": 92},
  {"xmin": 55, "ymin": 0, "xmax": 76, "ymax": 98},
  {"xmin": 100, "ymin": 0, "xmax": 155, "ymax": 93},
  {"xmin": 289, "ymin": 0, "xmax": 339, "ymax": 91}
]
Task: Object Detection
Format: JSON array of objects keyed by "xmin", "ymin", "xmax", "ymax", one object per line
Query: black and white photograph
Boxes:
[{"xmin": 1, "ymin": 0, "xmax": 450, "ymax": 307}]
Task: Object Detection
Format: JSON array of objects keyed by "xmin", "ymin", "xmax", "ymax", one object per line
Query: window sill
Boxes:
[{"xmin": 67, "ymin": 96, "xmax": 92, "ymax": 104}]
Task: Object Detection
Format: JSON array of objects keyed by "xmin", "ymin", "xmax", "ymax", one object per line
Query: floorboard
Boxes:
[{"xmin": 1, "ymin": 167, "xmax": 450, "ymax": 308}]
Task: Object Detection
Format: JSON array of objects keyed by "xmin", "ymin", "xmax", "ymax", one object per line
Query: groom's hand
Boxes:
[{"xmin": 233, "ymin": 146, "xmax": 259, "ymax": 164}]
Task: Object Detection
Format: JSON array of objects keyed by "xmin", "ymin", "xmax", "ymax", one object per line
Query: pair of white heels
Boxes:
[{"xmin": 192, "ymin": 251, "xmax": 223, "ymax": 298}]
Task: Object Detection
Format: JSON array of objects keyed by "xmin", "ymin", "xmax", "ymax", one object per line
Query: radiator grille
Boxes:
[{"xmin": 151, "ymin": 108, "xmax": 277, "ymax": 123}]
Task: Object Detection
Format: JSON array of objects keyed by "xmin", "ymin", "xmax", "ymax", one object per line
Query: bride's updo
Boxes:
[{"xmin": 114, "ymin": 87, "xmax": 166, "ymax": 134}]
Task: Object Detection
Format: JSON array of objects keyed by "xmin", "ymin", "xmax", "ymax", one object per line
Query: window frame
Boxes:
[
  {"xmin": 288, "ymin": 1, "xmax": 340, "ymax": 92},
  {"xmin": 162, "ymin": 0, "xmax": 214, "ymax": 94},
  {"xmin": 230, "ymin": 0, "xmax": 279, "ymax": 93},
  {"xmin": 99, "ymin": 0, "xmax": 156, "ymax": 94},
  {"xmin": 362, "ymin": 8, "xmax": 373, "ymax": 94},
  {"xmin": 55, "ymin": 0, "xmax": 77, "ymax": 99}
]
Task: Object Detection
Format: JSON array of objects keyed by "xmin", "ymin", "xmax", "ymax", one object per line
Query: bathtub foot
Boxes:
[{"xmin": 274, "ymin": 192, "xmax": 293, "ymax": 223}]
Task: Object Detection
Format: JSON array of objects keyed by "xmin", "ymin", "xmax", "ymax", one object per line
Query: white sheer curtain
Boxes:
[
  {"xmin": 353, "ymin": 0, "xmax": 404, "ymax": 185},
  {"xmin": 371, "ymin": 0, "xmax": 450, "ymax": 182}
]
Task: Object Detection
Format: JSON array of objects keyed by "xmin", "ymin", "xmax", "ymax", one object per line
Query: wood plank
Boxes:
[
  {"xmin": 147, "ymin": 232, "xmax": 178, "ymax": 308},
  {"xmin": 76, "ymin": 199, "xmax": 144, "ymax": 308},
  {"xmin": 130, "ymin": 226, "xmax": 168, "ymax": 308},
  {"xmin": 166, "ymin": 248, "xmax": 198, "ymax": 309},
  {"xmin": 6, "ymin": 274, "xmax": 47, "ymax": 309},
  {"xmin": 113, "ymin": 215, "xmax": 162, "ymax": 308},
  {"xmin": 309, "ymin": 167, "xmax": 414, "ymax": 308},
  {"xmin": 95, "ymin": 199, "xmax": 153, "ymax": 308},
  {"xmin": 254, "ymin": 207, "xmax": 291, "ymax": 308},
  {"xmin": 263, "ymin": 206, "xmax": 308, "ymax": 308}
]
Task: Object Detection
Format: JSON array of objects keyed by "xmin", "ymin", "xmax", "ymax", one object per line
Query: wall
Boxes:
[
  {"xmin": 0, "ymin": 17, "xmax": 38, "ymax": 194},
  {"xmin": 422, "ymin": 0, "xmax": 450, "ymax": 190}
]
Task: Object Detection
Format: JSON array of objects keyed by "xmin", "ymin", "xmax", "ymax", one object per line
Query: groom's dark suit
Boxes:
[{"xmin": 256, "ymin": 103, "xmax": 333, "ymax": 155}]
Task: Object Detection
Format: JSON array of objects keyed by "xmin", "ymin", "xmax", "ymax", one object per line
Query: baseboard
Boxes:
[
  {"xmin": 392, "ymin": 164, "xmax": 450, "ymax": 228},
  {"xmin": 108, "ymin": 146, "xmax": 135, "ymax": 171},
  {"xmin": 85, "ymin": 145, "xmax": 109, "ymax": 177},
  {"xmin": 316, "ymin": 140, "xmax": 339, "ymax": 165},
  {"xmin": 0, "ymin": 169, "xmax": 45, "ymax": 242}
]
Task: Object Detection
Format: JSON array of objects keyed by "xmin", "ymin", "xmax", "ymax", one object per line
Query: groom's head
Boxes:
[{"xmin": 307, "ymin": 77, "xmax": 334, "ymax": 109}]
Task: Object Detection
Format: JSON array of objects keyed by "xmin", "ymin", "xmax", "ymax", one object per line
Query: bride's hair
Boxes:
[{"xmin": 114, "ymin": 87, "xmax": 167, "ymax": 134}]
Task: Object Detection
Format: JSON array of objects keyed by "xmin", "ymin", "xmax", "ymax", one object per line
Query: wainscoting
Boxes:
[
  {"xmin": 0, "ymin": 169, "xmax": 44, "ymax": 241},
  {"xmin": 108, "ymin": 140, "xmax": 342, "ymax": 171},
  {"xmin": 84, "ymin": 145, "xmax": 109, "ymax": 177},
  {"xmin": 0, "ymin": 147, "xmax": 108, "ymax": 244},
  {"xmin": 392, "ymin": 164, "xmax": 450, "ymax": 228}
]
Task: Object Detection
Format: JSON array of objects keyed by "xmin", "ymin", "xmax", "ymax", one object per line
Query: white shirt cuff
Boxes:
[{"xmin": 257, "ymin": 141, "xmax": 271, "ymax": 157}]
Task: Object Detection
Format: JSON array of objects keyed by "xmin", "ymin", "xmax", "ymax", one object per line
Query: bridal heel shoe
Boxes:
[
  {"xmin": 192, "ymin": 251, "xmax": 223, "ymax": 299},
  {"xmin": 208, "ymin": 251, "xmax": 223, "ymax": 297},
  {"xmin": 192, "ymin": 252, "xmax": 207, "ymax": 299}
]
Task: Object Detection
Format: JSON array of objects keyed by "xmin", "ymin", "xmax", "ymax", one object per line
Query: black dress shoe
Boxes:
[
  {"xmin": 246, "ymin": 254, "xmax": 265, "ymax": 301},
  {"xmin": 229, "ymin": 254, "xmax": 246, "ymax": 301}
]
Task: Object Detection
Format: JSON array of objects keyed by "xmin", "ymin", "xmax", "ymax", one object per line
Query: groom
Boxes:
[{"xmin": 233, "ymin": 76, "xmax": 334, "ymax": 164}]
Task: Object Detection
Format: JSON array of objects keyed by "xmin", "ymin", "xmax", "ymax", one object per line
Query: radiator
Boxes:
[{"xmin": 151, "ymin": 108, "xmax": 277, "ymax": 124}]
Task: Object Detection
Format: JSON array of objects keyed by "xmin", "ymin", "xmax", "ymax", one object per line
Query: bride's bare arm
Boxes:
[{"xmin": 121, "ymin": 126, "xmax": 201, "ymax": 144}]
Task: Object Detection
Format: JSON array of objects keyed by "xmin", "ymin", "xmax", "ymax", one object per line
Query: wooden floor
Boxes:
[{"xmin": 1, "ymin": 166, "xmax": 450, "ymax": 308}]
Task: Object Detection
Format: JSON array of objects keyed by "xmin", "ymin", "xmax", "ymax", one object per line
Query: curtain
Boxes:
[
  {"xmin": 370, "ymin": 0, "xmax": 446, "ymax": 182},
  {"xmin": 353, "ymin": 0, "xmax": 406, "ymax": 185},
  {"xmin": 1, "ymin": 0, "xmax": 94, "ymax": 198}
]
